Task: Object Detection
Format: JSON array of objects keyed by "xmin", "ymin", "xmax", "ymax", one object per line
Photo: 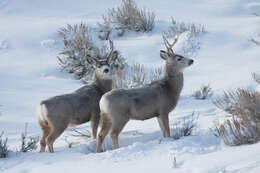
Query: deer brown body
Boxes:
[
  {"xmin": 38, "ymin": 40, "xmax": 117, "ymax": 153},
  {"xmin": 96, "ymin": 37, "xmax": 194, "ymax": 152}
]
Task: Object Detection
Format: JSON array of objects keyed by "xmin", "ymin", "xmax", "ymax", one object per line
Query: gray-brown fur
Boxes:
[
  {"xmin": 38, "ymin": 40, "xmax": 117, "ymax": 153},
  {"xmin": 96, "ymin": 36, "xmax": 194, "ymax": 152}
]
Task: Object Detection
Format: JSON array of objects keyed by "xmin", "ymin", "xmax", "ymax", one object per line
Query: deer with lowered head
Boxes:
[
  {"xmin": 38, "ymin": 40, "xmax": 118, "ymax": 153},
  {"xmin": 96, "ymin": 36, "xmax": 194, "ymax": 152}
]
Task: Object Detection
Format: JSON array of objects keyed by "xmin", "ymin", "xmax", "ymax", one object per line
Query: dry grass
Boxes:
[
  {"xmin": 20, "ymin": 123, "xmax": 39, "ymax": 152},
  {"xmin": 192, "ymin": 84, "xmax": 212, "ymax": 100},
  {"xmin": 213, "ymin": 89, "xmax": 260, "ymax": 146},
  {"xmin": 164, "ymin": 18, "xmax": 205, "ymax": 57},
  {"xmin": 0, "ymin": 132, "xmax": 8, "ymax": 158},
  {"xmin": 252, "ymin": 72, "xmax": 260, "ymax": 84},
  {"xmin": 165, "ymin": 18, "xmax": 205, "ymax": 38},
  {"xmin": 171, "ymin": 112, "xmax": 198, "ymax": 140},
  {"xmin": 113, "ymin": 63, "xmax": 164, "ymax": 89},
  {"xmin": 68, "ymin": 128, "xmax": 91, "ymax": 139},
  {"xmin": 99, "ymin": 0, "xmax": 155, "ymax": 39},
  {"xmin": 250, "ymin": 38, "xmax": 260, "ymax": 46},
  {"xmin": 212, "ymin": 117, "xmax": 260, "ymax": 146}
]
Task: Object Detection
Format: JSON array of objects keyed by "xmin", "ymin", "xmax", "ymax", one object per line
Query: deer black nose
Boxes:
[
  {"xmin": 189, "ymin": 59, "xmax": 194, "ymax": 65},
  {"xmin": 104, "ymin": 69, "xmax": 109, "ymax": 73}
]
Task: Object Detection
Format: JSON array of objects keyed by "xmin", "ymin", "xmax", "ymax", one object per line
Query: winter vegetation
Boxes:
[
  {"xmin": 171, "ymin": 112, "xmax": 198, "ymax": 140},
  {"xmin": 250, "ymin": 37, "xmax": 260, "ymax": 46},
  {"xmin": 0, "ymin": 132, "xmax": 8, "ymax": 158},
  {"xmin": 164, "ymin": 18, "xmax": 205, "ymax": 38},
  {"xmin": 113, "ymin": 63, "xmax": 164, "ymax": 88},
  {"xmin": 252, "ymin": 72, "xmax": 260, "ymax": 84},
  {"xmin": 192, "ymin": 84, "xmax": 212, "ymax": 100},
  {"xmin": 213, "ymin": 88, "xmax": 260, "ymax": 146},
  {"xmin": 20, "ymin": 124, "xmax": 39, "ymax": 152},
  {"xmin": 164, "ymin": 18, "xmax": 205, "ymax": 57},
  {"xmin": 1, "ymin": 0, "xmax": 260, "ymax": 172},
  {"xmin": 99, "ymin": 0, "xmax": 155, "ymax": 39},
  {"xmin": 58, "ymin": 23, "xmax": 126, "ymax": 83}
]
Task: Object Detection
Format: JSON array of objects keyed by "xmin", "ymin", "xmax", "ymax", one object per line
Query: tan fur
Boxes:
[
  {"xmin": 96, "ymin": 37, "xmax": 194, "ymax": 152},
  {"xmin": 38, "ymin": 40, "xmax": 118, "ymax": 152}
]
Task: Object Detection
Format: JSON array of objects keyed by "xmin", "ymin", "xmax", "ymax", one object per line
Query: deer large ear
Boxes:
[{"xmin": 160, "ymin": 50, "xmax": 168, "ymax": 60}]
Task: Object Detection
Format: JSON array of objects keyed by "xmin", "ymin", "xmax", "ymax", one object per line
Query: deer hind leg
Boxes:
[
  {"xmin": 46, "ymin": 122, "xmax": 67, "ymax": 153},
  {"xmin": 157, "ymin": 115, "xmax": 170, "ymax": 138},
  {"xmin": 90, "ymin": 112, "xmax": 100, "ymax": 139},
  {"xmin": 110, "ymin": 118, "xmax": 128, "ymax": 150},
  {"xmin": 38, "ymin": 120, "xmax": 51, "ymax": 152},
  {"xmin": 96, "ymin": 113, "xmax": 111, "ymax": 153}
]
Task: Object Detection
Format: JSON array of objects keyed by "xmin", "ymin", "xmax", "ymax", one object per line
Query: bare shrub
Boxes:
[
  {"xmin": 58, "ymin": 23, "xmax": 94, "ymax": 80},
  {"xmin": 192, "ymin": 84, "xmax": 212, "ymax": 100},
  {"xmin": 171, "ymin": 112, "xmax": 198, "ymax": 140},
  {"xmin": 250, "ymin": 38, "xmax": 260, "ymax": 46},
  {"xmin": 212, "ymin": 117, "xmax": 260, "ymax": 146},
  {"xmin": 63, "ymin": 128, "xmax": 92, "ymax": 149},
  {"xmin": 164, "ymin": 18, "xmax": 205, "ymax": 57},
  {"xmin": 113, "ymin": 63, "xmax": 164, "ymax": 88},
  {"xmin": 253, "ymin": 11, "xmax": 260, "ymax": 16},
  {"xmin": 58, "ymin": 23, "xmax": 126, "ymax": 83},
  {"xmin": 68, "ymin": 128, "xmax": 91, "ymax": 139},
  {"xmin": 64, "ymin": 137, "xmax": 74, "ymax": 148},
  {"xmin": 99, "ymin": 0, "xmax": 155, "ymax": 39},
  {"xmin": 213, "ymin": 89, "xmax": 260, "ymax": 146},
  {"xmin": 252, "ymin": 72, "xmax": 260, "ymax": 84},
  {"xmin": 165, "ymin": 18, "xmax": 205, "ymax": 38},
  {"xmin": 0, "ymin": 132, "xmax": 8, "ymax": 158},
  {"xmin": 20, "ymin": 123, "xmax": 39, "ymax": 152}
]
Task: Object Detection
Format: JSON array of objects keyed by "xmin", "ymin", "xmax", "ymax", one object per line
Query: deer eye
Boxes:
[
  {"xmin": 177, "ymin": 57, "xmax": 182, "ymax": 61},
  {"xmin": 104, "ymin": 69, "xmax": 109, "ymax": 73}
]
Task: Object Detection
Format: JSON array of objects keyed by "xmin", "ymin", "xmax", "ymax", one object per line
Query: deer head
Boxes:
[
  {"xmin": 86, "ymin": 40, "xmax": 119, "ymax": 80},
  {"xmin": 160, "ymin": 35, "xmax": 194, "ymax": 73}
]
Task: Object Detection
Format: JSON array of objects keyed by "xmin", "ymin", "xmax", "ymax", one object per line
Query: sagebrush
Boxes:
[
  {"xmin": 164, "ymin": 18, "xmax": 205, "ymax": 57},
  {"xmin": 113, "ymin": 63, "xmax": 164, "ymax": 88},
  {"xmin": 213, "ymin": 89, "xmax": 260, "ymax": 146},
  {"xmin": 192, "ymin": 84, "xmax": 212, "ymax": 100},
  {"xmin": 252, "ymin": 72, "xmax": 260, "ymax": 84},
  {"xmin": 20, "ymin": 124, "xmax": 39, "ymax": 152},
  {"xmin": 165, "ymin": 18, "xmax": 205, "ymax": 38},
  {"xmin": 58, "ymin": 23, "xmax": 126, "ymax": 83},
  {"xmin": 0, "ymin": 132, "xmax": 8, "ymax": 158},
  {"xmin": 99, "ymin": 0, "xmax": 155, "ymax": 39},
  {"xmin": 58, "ymin": 23, "xmax": 94, "ymax": 80},
  {"xmin": 171, "ymin": 112, "xmax": 198, "ymax": 140}
]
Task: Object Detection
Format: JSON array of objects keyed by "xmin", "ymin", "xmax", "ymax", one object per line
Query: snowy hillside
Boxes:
[{"xmin": 0, "ymin": 0, "xmax": 260, "ymax": 172}]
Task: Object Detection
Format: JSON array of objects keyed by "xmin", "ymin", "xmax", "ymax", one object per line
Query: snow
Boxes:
[{"xmin": 0, "ymin": 0, "xmax": 260, "ymax": 172}]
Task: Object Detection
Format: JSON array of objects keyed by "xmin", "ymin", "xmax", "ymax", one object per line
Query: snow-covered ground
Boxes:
[{"xmin": 0, "ymin": 0, "xmax": 260, "ymax": 172}]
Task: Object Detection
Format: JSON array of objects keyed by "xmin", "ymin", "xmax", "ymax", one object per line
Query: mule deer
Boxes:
[
  {"xmin": 96, "ymin": 36, "xmax": 194, "ymax": 152},
  {"xmin": 38, "ymin": 40, "xmax": 118, "ymax": 153}
]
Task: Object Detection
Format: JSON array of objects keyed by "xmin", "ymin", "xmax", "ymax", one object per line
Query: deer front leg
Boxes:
[
  {"xmin": 96, "ymin": 114, "xmax": 111, "ymax": 153},
  {"xmin": 157, "ymin": 115, "xmax": 170, "ymax": 138},
  {"xmin": 90, "ymin": 113, "xmax": 100, "ymax": 139}
]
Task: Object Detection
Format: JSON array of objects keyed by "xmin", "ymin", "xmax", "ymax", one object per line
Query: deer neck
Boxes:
[
  {"xmin": 93, "ymin": 74, "xmax": 112, "ymax": 93},
  {"xmin": 165, "ymin": 66, "xmax": 184, "ymax": 94}
]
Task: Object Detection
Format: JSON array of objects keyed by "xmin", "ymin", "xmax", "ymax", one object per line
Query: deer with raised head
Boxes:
[
  {"xmin": 38, "ymin": 40, "xmax": 118, "ymax": 153},
  {"xmin": 96, "ymin": 36, "xmax": 194, "ymax": 152}
]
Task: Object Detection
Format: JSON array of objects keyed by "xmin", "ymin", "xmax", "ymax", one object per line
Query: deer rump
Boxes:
[{"xmin": 39, "ymin": 85, "xmax": 102, "ymax": 126}]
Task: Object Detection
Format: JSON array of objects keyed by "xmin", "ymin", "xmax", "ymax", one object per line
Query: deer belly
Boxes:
[
  {"xmin": 69, "ymin": 113, "xmax": 91, "ymax": 125},
  {"xmin": 130, "ymin": 113, "xmax": 158, "ymax": 120},
  {"xmin": 129, "ymin": 101, "xmax": 158, "ymax": 120}
]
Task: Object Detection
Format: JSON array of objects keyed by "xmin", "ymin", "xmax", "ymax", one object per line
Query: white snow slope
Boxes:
[{"xmin": 0, "ymin": 0, "xmax": 260, "ymax": 172}]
